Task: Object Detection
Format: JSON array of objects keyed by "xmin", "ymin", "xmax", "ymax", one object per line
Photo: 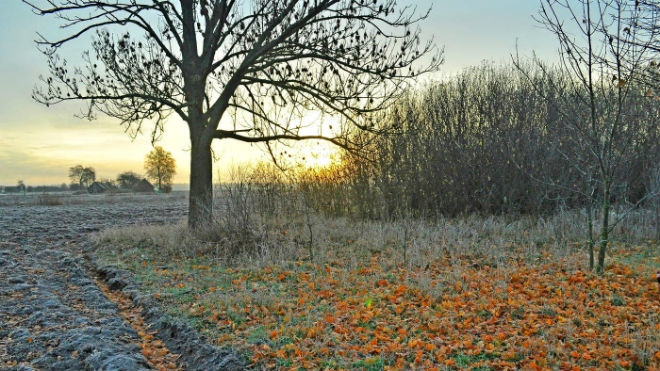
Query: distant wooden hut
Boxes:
[
  {"xmin": 134, "ymin": 179, "xmax": 154, "ymax": 193},
  {"xmin": 88, "ymin": 182, "xmax": 108, "ymax": 194}
]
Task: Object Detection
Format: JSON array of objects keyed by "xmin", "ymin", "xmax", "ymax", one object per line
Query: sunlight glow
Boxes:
[{"xmin": 296, "ymin": 141, "xmax": 342, "ymax": 170}]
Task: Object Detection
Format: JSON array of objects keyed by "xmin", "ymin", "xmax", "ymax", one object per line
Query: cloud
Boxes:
[{"xmin": 0, "ymin": 147, "xmax": 66, "ymax": 185}]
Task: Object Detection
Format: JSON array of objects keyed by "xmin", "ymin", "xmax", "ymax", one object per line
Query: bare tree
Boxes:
[
  {"xmin": 68, "ymin": 165, "xmax": 96, "ymax": 189},
  {"xmin": 516, "ymin": 0, "xmax": 660, "ymax": 272},
  {"xmin": 25, "ymin": 0, "xmax": 441, "ymax": 229}
]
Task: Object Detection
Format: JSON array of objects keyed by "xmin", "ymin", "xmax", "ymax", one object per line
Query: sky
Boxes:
[{"xmin": 0, "ymin": 0, "xmax": 559, "ymax": 186}]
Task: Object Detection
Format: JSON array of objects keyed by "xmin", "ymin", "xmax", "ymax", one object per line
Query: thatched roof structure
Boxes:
[
  {"xmin": 134, "ymin": 179, "xmax": 154, "ymax": 193},
  {"xmin": 88, "ymin": 182, "xmax": 108, "ymax": 194}
]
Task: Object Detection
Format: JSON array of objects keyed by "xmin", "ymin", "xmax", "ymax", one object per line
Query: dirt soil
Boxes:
[{"xmin": 0, "ymin": 198, "xmax": 186, "ymax": 370}]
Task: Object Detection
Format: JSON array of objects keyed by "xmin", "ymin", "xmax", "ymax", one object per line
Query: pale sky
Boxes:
[{"xmin": 0, "ymin": 1, "xmax": 558, "ymax": 186}]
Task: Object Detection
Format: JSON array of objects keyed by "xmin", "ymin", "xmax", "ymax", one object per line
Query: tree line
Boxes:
[
  {"xmin": 0, "ymin": 146, "xmax": 177, "ymax": 193},
  {"xmin": 67, "ymin": 146, "xmax": 177, "ymax": 192},
  {"xmin": 1, "ymin": 181, "xmax": 68, "ymax": 194}
]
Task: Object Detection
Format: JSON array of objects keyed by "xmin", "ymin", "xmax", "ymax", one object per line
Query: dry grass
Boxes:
[
  {"xmin": 94, "ymin": 204, "xmax": 657, "ymax": 272},
  {"xmin": 35, "ymin": 194, "xmax": 64, "ymax": 206}
]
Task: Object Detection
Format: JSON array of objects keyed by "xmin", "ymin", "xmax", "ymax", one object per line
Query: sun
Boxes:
[{"xmin": 295, "ymin": 141, "xmax": 342, "ymax": 170}]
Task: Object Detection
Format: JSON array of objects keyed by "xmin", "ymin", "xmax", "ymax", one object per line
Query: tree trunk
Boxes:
[
  {"xmin": 585, "ymin": 177, "xmax": 596, "ymax": 271},
  {"xmin": 188, "ymin": 136, "xmax": 213, "ymax": 229},
  {"xmin": 596, "ymin": 186, "xmax": 610, "ymax": 273},
  {"xmin": 587, "ymin": 201, "xmax": 595, "ymax": 271},
  {"xmin": 656, "ymin": 196, "xmax": 660, "ymax": 240}
]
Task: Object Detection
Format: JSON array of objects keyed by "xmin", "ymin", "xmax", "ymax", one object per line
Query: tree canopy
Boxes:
[
  {"xmin": 117, "ymin": 171, "xmax": 143, "ymax": 190},
  {"xmin": 144, "ymin": 146, "xmax": 176, "ymax": 192},
  {"xmin": 68, "ymin": 165, "xmax": 96, "ymax": 189}
]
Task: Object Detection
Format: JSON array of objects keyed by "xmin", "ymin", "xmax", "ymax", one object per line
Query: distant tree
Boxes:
[
  {"xmin": 144, "ymin": 147, "xmax": 176, "ymax": 192},
  {"xmin": 116, "ymin": 171, "xmax": 142, "ymax": 190},
  {"xmin": 16, "ymin": 180, "xmax": 26, "ymax": 194},
  {"xmin": 68, "ymin": 165, "xmax": 96, "ymax": 189},
  {"xmin": 26, "ymin": 0, "xmax": 441, "ymax": 229},
  {"xmin": 60, "ymin": 183, "xmax": 68, "ymax": 191}
]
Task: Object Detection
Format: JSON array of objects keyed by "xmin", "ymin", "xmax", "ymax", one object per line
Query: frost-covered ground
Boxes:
[{"xmin": 0, "ymin": 196, "xmax": 186, "ymax": 370}]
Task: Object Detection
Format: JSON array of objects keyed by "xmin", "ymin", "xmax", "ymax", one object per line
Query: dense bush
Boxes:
[
  {"xmin": 315, "ymin": 64, "xmax": 660, "ymax": 219},
  {"xmin": 229, "ymin": 64, "xmax": 660, "ymax": 225}
]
